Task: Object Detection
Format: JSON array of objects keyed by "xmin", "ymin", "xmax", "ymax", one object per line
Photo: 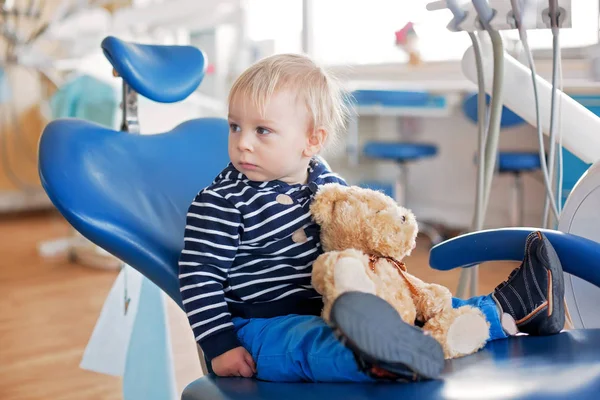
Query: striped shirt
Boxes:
[{"xmin": 178, "ymin": 158, "xmax": 347, "ymax": 360}]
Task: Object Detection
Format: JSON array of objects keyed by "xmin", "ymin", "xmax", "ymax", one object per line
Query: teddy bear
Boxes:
[{"xmin": 310, "ymin": 183, "xmax": 491, "ymax": 359}]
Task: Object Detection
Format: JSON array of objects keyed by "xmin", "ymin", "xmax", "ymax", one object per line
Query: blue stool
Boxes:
[
  {"xmin": 363, "ymin": 140, "xmax": 444, "ymax": 245},
  {"xmin": 37, "ymin": 36, "xmax": 600, "ymax": 399},
  {"xmin": 463, "ymin": 93, "xmax": 543, "ymax": 226},
  {"xmin": 497, "ymin": 151, "xmax": 542, "ymax": 226}
]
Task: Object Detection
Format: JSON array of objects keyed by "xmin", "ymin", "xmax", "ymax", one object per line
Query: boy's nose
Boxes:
[{"xmin": 237, "ymin": 131, "xmax": 254, "ymax": 152}]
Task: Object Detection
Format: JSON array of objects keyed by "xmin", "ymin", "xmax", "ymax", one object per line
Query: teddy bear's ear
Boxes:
[{"xmin": 310, "ymin": 183, "xmax": 349, "ymax": 225}]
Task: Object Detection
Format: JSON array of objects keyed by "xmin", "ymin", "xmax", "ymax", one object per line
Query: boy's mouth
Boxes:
[{"xmin": 239, "ymin": 162, "xmax": 258, "ymax": 170}]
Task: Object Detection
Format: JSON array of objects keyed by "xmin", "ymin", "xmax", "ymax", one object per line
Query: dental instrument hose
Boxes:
[
  {"xmin": 458, "ymin": 0, "xmax": 507, "ymax": 298},
  {"xmin": 466, "ymin": 30, "xmax": 504, "ymax": 298},
  {"xmin": 470, "ymin": 32, "xmax": 488, "ymax": 234},
  {"xmin": 470, "ymin": 1, "xmax": 504, "ymax": 219},
  {"xmin": 445, "ymin": 0, "xmax": 487, "ymax": 233},
  {"xmin": 554, "ymin": 23, "xmax": 564, "ymax": 215},
  {"xmin": 455, "ymin": 31, "xmax": 488, "ymax": 299},
  {"xmin": 543, "ymin": 0, "xmax": 563, "ymax": 228},
  {"xmin": 446, "ymin": 0, "xmax": 500, "ymax": 298},
  {"xmin": 445, "ymin": 0, "xmax": 481, "ymax": 297},
  {"xmin": 510, "ymin": 0, "xmax": 560, "ymax": 224}
]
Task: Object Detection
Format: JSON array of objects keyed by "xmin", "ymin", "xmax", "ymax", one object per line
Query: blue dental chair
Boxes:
[{"xmin": 38, "ymin": 36, "xmax": 600, "ymax": 399}]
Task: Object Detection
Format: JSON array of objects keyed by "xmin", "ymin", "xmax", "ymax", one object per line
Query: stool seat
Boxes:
[
  {"xmin": 364, "ymin": 141, "xmax": 438, "ymax": 162},
  {"xmin": 498, "ymin": 151, "xmax": 541, "ymax": 173},
  {"xmin": 101, "ymin": 36, "xmax": 206, "ymax": 103}
]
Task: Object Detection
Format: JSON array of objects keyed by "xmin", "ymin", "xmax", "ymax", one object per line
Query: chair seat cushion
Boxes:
[
  {"xmin": 182, "ymin": 329, "xmax": 600, "ymax": 399},
  {"xmin": 363, "ymin": 141, "xmax": 438, "ymax": 162},
  {"xmin": 101, "ymin": 36, "xmax": 206, "ymax": 103},
  {"xmin": 498, "ymin": 151, "xmax": 542, "ymax": 172}
]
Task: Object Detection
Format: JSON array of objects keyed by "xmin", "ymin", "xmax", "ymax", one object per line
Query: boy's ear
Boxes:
[{"xmin": 303, "ymin": 128, "xmax": 327, "ymax": 157}]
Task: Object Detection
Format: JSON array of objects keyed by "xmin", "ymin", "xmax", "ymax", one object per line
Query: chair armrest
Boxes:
[{"xmin": 429, "ymin": 228, "xmax": 600, "ymax": 288}]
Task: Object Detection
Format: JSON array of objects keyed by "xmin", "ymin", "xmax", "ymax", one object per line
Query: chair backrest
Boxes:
[{"xmin": 38, "ymin": 117, "xmax": 230, "ymax": 307}]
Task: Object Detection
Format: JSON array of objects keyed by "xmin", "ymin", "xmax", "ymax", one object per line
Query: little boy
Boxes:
[{"xmin": 178, "ymin": 53, "xmax": 566, "ymax": 382}]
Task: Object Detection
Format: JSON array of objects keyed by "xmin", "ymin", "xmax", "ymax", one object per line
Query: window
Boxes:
[
  {"xmin": 246, "ymin": 0, "xmax": 303, "ymax": 54},
  {"xmin": 244, "ymin": 0, "xmax": 599, "ymax": 65}
]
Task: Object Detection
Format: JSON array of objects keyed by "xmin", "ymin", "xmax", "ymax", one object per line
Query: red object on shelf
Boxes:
[{"xmin": 395, "ymin": 22, "xmax": 417, "ymax": 45}]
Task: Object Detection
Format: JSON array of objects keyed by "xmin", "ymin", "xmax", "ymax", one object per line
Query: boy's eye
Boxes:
[
  {"xmin": 229, "ymin": 123, "xmax": 240, "ymax": 132},
  {"xmin": 256, "ymin": 126, "xmax": 271, "ymax": 135}
]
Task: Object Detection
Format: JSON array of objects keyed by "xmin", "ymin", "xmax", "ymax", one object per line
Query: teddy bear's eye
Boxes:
[{"xmin": 401, "ymin": 215, "xmax": 406, "ymax": 222}]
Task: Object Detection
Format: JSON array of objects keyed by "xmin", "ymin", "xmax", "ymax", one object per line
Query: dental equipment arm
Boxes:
[{"xmin": 461, "ymin": 40, "xmax": 600, "ymax": 166}]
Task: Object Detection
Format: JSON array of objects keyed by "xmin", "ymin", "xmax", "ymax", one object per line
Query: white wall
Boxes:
[
  {"xmin": 327, "ymin": 111, "xmax": 548, "ymax": 231},
  {"xmin": 135, "ymin": 97, "xmax": 224, "ymax": 134}
]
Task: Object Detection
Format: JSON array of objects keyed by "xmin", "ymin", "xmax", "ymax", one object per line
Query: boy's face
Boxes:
[{"xmin": 228, "ymin": 89, "xmax": 316, "ymax": 184}]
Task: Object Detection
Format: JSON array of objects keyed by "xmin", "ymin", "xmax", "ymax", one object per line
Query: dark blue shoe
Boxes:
[
  {"xmin": 492, "ymin": 231, "xmax": 565, "ymax": 335},
  {"xmin": 329, "ymin": 291, "xmax": 445, "ymax": 382}
]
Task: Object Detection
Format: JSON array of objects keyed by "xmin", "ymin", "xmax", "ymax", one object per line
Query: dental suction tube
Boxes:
[{"xmin": 462, "ymin": 48, "xmax": 600, "ymax": 165}]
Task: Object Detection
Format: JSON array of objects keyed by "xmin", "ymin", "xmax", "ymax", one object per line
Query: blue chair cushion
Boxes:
[
  {"xmin": 462, "ymin": 93, "xmax": 525, "ymax": 128},
  {"xmin": 182, "ymin": 329, "xmax": 600, "ymax": 399},
  {"xmin": 101, "ymin": 36, "xmax": 206, "ymax": 103},
  {"xmin": 38, "ymin": 117, "xmax": 230, "ymax": 307},
  {"xmin": 498, "ymin": 151, "xmax": 542, "ymax": 172},
  {"xmin": 363, "ymin": 141, "xmax": 437, "ymax": 162}
]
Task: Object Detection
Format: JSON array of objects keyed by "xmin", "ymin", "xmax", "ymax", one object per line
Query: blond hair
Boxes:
[{"xmin": 228, "ymin": 53, "xmax": 352, "ymax": 151}]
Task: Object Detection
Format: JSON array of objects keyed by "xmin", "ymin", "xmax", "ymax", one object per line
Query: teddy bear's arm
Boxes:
[
  {"xmin": 311, "ymin": 253, "xmax": 335, "ymax": 296},
  {"xmin": 402, "ymin": 273, "xmax": 453, "ymax": 323}
]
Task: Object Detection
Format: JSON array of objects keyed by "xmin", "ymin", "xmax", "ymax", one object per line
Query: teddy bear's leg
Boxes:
[
  {"xmin": 422, "ymin": 306, "xmax": 490, "ymax": 359},
  {"xmin": 334, "ymin": 256, "xmax": 376, "ymax": 295}
]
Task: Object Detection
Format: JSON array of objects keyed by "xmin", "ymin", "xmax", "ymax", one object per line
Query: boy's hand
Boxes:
[{"xmin": 211, "ymin": 346, "xmax": 256, "ymax": 377}]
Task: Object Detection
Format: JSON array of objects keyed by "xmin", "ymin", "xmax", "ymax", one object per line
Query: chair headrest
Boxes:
[{"xmin": 101, "ymin": 36, "xmax": 207, "ymax": 103}]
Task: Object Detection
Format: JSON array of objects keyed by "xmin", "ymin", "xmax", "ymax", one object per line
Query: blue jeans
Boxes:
[{"xmin": 232, "ymin": 294, "xmax": 507, "ymax": 382}]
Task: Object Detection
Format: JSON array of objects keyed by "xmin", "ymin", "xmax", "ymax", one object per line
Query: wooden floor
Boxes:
[
  {"xmin": 0, "ymin": 211, "xmax": 516, "ymax": 400},
  {"xmin": 1, "ymin": 211, "xmax": 120, "ymax": 400}
]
